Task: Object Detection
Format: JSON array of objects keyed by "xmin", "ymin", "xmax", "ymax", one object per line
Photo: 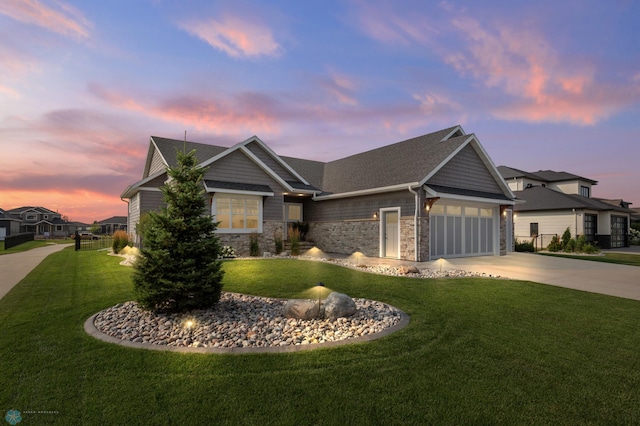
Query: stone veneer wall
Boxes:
[
  {"xmin": 307, "ymin": 220, "xmax": 380, "ymax": 257},
  {"xmin": 216, "ymin": 221, "xmax": 284, "ymax": 257},
  {"xmin": 399, "ymin": 217, "xmax": 415, "ymax": 261},
  {"xmin": 417, "ymin": 216, "xmax": 430, "ymax": 262}
]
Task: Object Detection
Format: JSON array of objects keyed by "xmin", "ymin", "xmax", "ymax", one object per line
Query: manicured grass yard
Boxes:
[
  {"xmin": 2, "ymin": 249, "xmax": 640, "ymax": 424},
  {"xmin": 539, "ymin": 251, "xmax": 640, "ymax": 267}
]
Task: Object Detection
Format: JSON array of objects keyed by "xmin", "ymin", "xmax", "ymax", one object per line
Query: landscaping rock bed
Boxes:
[{"xmin": 93, "ymin": 292, "xmax": 403, "ymax": 349}]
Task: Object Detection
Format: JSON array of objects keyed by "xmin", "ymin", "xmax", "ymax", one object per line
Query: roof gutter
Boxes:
[{"xmin": 312, "ymin": 182, "xmax": 420, "ymax": 201}]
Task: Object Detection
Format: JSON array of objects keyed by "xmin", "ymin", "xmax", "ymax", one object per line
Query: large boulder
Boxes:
[
  {"xmin": 283, "ymin": 299, "xmax": 321, "ymax": 320},
  {"xmin": 323, "ymin": 292, "xmax": 357, "ymax": 321}
]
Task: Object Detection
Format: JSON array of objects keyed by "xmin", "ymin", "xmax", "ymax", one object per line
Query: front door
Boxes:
[{"xmin": 383, "ymin": 210, "xmax": 399, "ymax": 258}]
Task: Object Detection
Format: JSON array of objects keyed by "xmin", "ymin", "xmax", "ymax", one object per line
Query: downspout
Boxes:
[{"xmin": 408, "ymin": 185, "xmax": 419, "ymax": 262}]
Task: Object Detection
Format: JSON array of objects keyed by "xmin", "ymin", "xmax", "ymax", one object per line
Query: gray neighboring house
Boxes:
[
  {"xmin": 122, "ymin": 126, "xmax": 516, "ymax": 260},
  {"xmin": 6, "ymin": 206, "xmax": 71, "ymax": 238},
  {"xmin": 498, "ymin": 166, "xmax": 633, "ymax": 249},
  {"xmin": 0, "ymin": 208, "xmax": 22, "ymax": 240},
  {"xmin": 98, "ymin": 216, "xmax": 128, "ymax": 234}
]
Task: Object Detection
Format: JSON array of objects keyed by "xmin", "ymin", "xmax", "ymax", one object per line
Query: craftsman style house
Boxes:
[
  {"xmin": 122, "ymin": 126, "xmax": 516, "ymax": 260},
  {"xmin": 5, "ymin": 206, "xmax": 72, "ymax": 238},
  {"xmin": 498, "ymin": 166, "xmax": 633, "ymax": 249}
]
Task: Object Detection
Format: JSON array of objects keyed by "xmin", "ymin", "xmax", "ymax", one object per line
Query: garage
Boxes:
[{"xmin": 429, "ymin": 203, "xmax": 498, "ymax": 258}]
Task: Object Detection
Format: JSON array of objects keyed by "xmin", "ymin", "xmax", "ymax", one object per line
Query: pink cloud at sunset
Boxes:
[
  {"xmin": 0, "ymin": 0, "xmax": 91, "ymax": 39},
  {"xmin": 179, "ymin": 15, "xmax": 281, "ymax": 58}
]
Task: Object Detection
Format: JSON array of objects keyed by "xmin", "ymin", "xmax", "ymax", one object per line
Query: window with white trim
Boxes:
[{"xmin": 212, "ymin": 194, "xmax": 262, "ymax": 233}]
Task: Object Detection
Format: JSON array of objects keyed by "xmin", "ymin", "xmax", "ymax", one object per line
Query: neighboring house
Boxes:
[
  {"xmin": 122, "ymin": 126, "xmax": 516, "ymax": 260},
  {"xmin": 6, "ymin": 206, "xmax": 72, "ymax": 238},
  {"xmin": 498, "ymin": 166, "xmax": 633, "ymax": 249},
  {"xmin": 0, "ymin": 208, "xmax": 22, "ymax": 241},
  {"xmin": 69, "ymin": 222, "xmax": 92, "ymax": 234},
  {"xmin": 98, "ymin": 216, "xmax": 128, "ymax": 234}
]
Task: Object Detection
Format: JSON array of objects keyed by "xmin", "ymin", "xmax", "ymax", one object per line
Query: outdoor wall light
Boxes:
[{"xmin": 373, "ymin": 212, "xmax": 378, "ymax": 219}]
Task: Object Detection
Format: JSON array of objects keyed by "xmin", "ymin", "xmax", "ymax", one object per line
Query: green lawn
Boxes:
[
  {"xmin": 0, "ymin": 239, "xmax": 70, "ymax": 254},
  {"xmin": 539, "ymin": 251, "xmax": 640, "ymax": 267},
  {"xmin": 2, "ymin": 250, "xmax": 640, "ymax": 424}
]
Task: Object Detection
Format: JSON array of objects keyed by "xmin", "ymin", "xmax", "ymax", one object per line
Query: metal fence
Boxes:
[
  {"xmin": 4, "ymin": 233, "xmax": 35, "ymax": 250},
  {"xmin": 75, "ymin": 235, "xmax": 114, "ymax": 251}
]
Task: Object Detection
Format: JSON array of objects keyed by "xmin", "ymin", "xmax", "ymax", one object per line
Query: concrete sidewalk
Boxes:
[{"xmin": 0, "ymin": 243, "xmax": 72, "ymax": 300}]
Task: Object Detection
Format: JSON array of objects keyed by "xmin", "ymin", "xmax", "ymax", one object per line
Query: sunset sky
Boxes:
[{"xmin": 1, "ymin": 0, "xmax": 639, "ymax": 223}]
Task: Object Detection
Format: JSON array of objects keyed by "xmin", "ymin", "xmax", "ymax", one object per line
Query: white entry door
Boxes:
[
  {"xmin": 382, "ymin": 210, "xmax": 399, "ymax": 258},
  {"xmin": 0, "ymin": 227, "xmax": 6, "ymax": 241}
]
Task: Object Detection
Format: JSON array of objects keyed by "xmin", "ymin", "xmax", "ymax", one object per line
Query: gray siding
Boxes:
[
  {"xmin": 140, "ymin": 190, "xmax": 164, "ymax": 212},
  {"xmin": 148, "ymin": 147, "xmax": 167, "ymax": 176},
  {"xmin": 204, "ymin": 150, "xmax": 288, "ymax": 221},
  {"xmin": 245, "ymin": 142, "xmax": 297, "ymax": 182},
  {"xmin": 428, "ymin": 144, "xmax": 502, "ymax": 193},
  {"xmin": 305, "ymin": 191, "xmax": 416, "ymax": 222}
]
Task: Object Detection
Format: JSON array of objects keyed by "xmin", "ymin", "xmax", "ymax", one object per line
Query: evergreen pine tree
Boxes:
[{"xmin": 133, "ymin": 149, "xmax": 224, "ymax": 313}]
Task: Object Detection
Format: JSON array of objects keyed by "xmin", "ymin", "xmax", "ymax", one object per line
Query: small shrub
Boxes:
[
  {"xmin": 515, "ymin": 239, "xmax": 535, "ymax": 252},
  {"xmin": 582, "ymin": 243, "xmax": 599, "ymax": 254},
  {"xmin": 220, "ymin": 246, "xmax": 236, "ymax": 258},
  {"xmin": 112, "ymin": 230, "xmax": 129, "ymax": 254},
  {"xmin": 274, "ymin": 231, "xmax": 283, "ymax": 254},
  {"xmin": 563, "ymin": 238, "xmax": 576, "ymax": 253},
  {"xmin": 291, "ymin": 222, "xmax": 309, "ymax": 241},
  {"xmin": 630, "ymin": 228, "xmax": 640, "ymax": 245},
  {"xmin": 547, "ymin": 235, "xmax": 561, "ymax": 252},
  {"xmin": 575, "ymin": 235, "xmax": 587, "ymax": 252},
  {"xmin": 561, "ymin": 227, "xmax": 572, "ymax": 250},
  {"xmin": 289, "ymin": 228, "xmax": 301, "ymax": 256},
  {"xmin": 249, "ymin": 232, "xmax": 260, "ymax": 257}
]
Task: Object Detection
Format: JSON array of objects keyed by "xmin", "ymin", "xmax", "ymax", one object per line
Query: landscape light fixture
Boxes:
[{"xmin": 316, "ymin": 282, "xmax": 325, "ymax": 314}]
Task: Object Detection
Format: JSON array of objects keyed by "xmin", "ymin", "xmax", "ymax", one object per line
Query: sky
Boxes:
[{"xmin": 1, "ymin": 0, "xmax": 639, "ymax": 223}]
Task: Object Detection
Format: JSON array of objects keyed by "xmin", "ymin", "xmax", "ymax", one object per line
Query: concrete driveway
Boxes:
[
  {"xmin": 0, "ymin": 243, "xmax": 72, "ymax": 300},
  {"xmin": 435, "ymin": 252, "xmax": 640, "ymax": 301}
]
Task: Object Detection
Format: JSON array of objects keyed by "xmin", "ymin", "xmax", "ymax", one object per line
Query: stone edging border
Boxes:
[{"xmin": 84, "ymin": 304, "xmax": 410, "ymax": 354}]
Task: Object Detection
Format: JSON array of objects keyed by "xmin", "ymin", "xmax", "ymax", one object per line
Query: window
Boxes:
[
  {"xmin": 584, "ymin": 214, "xmax": 597, "ymax": 242},
  {"xmin": 530, "ymin": 223, "xmax": 539, "ymax": 238},
  {"xmin": 26, "ymin": 214, "xmax": 37, "ymax": 221},
  {"xmin": 580, "ymin": 185, "xmax": 590, "ymax": 198},
  {"xmin": 56, "ymin": 225, "xmax": 63, "ymax": 231},
  {"xmin": 285, "ymin": 203, "xmax": 302, "ymax": 222},
  {"xmin": 213, "ymin": 195, "xmax": 261, "ymax": 233}
]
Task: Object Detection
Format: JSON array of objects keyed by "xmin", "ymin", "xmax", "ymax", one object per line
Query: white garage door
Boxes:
[
  {"xmin": 430, "ymin": 204, "xmax": 496, "ymax": 258},
  {"xmin": 0, "ymin": 227, "xmax": 6, "ymax": 241}
]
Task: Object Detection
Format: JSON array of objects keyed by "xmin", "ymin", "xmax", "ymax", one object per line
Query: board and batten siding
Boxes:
[
  {"xmin": 204, "ymin": 150, "xmax": 288, "ymax": 221},
  {"xmin": 244, "ymin": 142, "xmax": 297, "ymax": 183},
  {"xmin": 428, "ymin": 144, "xmax": 502, "ymax": 193},
  {"xmin": 305, "ymin": 191, "xmax": 415, "ymax": 222},
  {"xmin": 514, "ymin": 210, "xmax": 580, "ymax": 240}
]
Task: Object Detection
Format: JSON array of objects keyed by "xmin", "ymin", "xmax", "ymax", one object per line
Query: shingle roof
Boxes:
[
  {"xmin": 513, "ymin": 186, "xmax": 632, "ymax": 213},
  {"xmin": 321, "ymin": 128, "xmax": 465, "ymax": 193},
  {"xmin": 151, "ymin": 136, "xmax": 228, "ymax": 169},
  {"xmin": 498, "ymin": 166, "xmax": 597, "ymax": 185},
  {"xmin": 130, "ymin": 125, "xmax": 509, "ymax": 200},
  {"xmin": 529, "ymin": 170, "xmax": 597, "ymax": 185},
  {"xmin": 98, "ymin": 216, "xmax": 128, "ymax": 225}
]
